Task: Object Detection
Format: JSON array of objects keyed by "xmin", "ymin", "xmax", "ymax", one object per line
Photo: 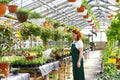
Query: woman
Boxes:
[{"xmin": 64, "ymin": 29, "xmax": 85, "ymax": 80}]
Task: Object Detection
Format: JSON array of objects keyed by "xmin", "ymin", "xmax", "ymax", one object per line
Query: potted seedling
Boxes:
[
  {"xmin": 0, "ymin": 23, "xmax": 14, "ymax": 78},
  {"xmin": 0, "ymin": 0, "xmax": 9, "ymax": 17},
  {"xmin": 16, "ymin": 8, "xmax": 30, "ymax": 23}
]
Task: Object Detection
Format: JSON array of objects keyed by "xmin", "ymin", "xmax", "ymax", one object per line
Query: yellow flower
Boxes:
[
  {"xmin": 30, "ymin": 52, "xmax": 36, "ymax": 56},
  {"xmin": 108, "ymin": 58, "xmax": 116, "ymax": 64}
]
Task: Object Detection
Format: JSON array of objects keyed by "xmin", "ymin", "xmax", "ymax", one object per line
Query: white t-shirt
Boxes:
[{"xmin": 73, "ymin": 40, "xmax": 83, "ymax": 49}]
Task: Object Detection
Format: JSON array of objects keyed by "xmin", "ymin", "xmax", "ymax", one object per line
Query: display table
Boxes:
[
  {"xmin": 14, "ymin": 61, "xmax": 60, "ymax": 80},
  {"xmin": 1, "ymin": 73, "xmax": 30, "ymax": 80}
]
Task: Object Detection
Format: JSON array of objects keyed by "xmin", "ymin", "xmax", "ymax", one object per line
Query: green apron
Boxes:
[{"xmin": 71, "ymin": 44, "xmax": 85, "ymax": 80}]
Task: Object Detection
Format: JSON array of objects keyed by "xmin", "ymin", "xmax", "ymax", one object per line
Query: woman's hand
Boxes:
[{"xmin": 77, "ymin": 61, "xmax": 81, "ymax": 68}]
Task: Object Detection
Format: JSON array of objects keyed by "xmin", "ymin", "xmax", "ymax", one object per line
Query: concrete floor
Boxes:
[{"xmin": 66, "ymin": 50, "xmax": 102, "ymax": 80}]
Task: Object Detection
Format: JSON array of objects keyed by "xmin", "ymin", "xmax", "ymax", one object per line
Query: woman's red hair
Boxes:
[{"xmin": 72, "ymin": 29, "xmax": 82, "ymax": 41}]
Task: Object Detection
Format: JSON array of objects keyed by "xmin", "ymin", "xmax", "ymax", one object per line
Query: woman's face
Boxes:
[{"xmin": 72, "ymin": 33, "xmax": 77, "ymax": 40}]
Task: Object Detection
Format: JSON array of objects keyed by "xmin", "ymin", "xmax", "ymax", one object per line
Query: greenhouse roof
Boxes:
[{"xmin": 7, "ymin": 0, "xmax": 120, "ymax": 28}]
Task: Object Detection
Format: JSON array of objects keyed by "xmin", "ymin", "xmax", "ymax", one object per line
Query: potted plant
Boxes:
[
  {"xmin": 8, "ymin": 4, "xmax": 18, "ymax": 13},
  {"xmin": 16, "ymin": 8, "xmax": 30, "ymax": 23},
  {"xmin": 0, "ymin": 0, "xmax": 9, "ymax": 17},
  {"xmin": 29, "ymin": 11, "xmax": 43, "ymax": 24},
  {"xmin": 52, "ymin": 47, "xmax": 62, "ymax": 59},
  {"xmin": 0, "ymin": 23, "xmax": 14, "ymax": 78}
]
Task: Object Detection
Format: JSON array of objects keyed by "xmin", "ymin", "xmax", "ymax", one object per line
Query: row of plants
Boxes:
[{"xmin": 98, "ymin": 13, "xmax": 120, "ymax": 79}]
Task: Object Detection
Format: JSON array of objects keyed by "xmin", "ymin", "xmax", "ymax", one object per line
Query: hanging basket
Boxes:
[
  {"xmin": 16, "ymin": 13, "xmax": 28, "ymax": 23},
  {"xmin": 0, "ymin": 62, "xmax": 10, "ymax": 78},
  {"xmin": 83, "ymin": 13, "xmax": 89, "ymax": 18},
  {"xmin": 0, "ymin": 3, "xmax": 7, "ymax": 17},
  {"xmin": 68, "ymin": 0, "xmax": 76, "ymax": 2},
  {"xmin": 77, "ymin": 6, "xmax": 85, "ymax": 12},
  {"xmin": 8, "ymin": 5, "xmax": 18, "ymax": 13}
]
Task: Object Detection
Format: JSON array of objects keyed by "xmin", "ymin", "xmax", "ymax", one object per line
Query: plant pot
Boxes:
[
  {"xmin": 12, "ymin": 70, "xmax": 19, "ymax": 75},
  {"xmin": 77, "ymin": 6, "xmax": 85, "ymax": 12},
  {"xmin": 116, "ymin": 58, "xmax": 120, "ymax": 63},
  {"xmin": 0, "ymin": 3, "xmax": 7, "ymax": 17},
  {"xmin": 68, "ymin": 0, "xmax": 76, "ymax": 2},
  {"xmin": 116, "ymin": 64, "xmax": 120, "ymax": 69},
  {"xmin": 25, "ymin": 56, "xmax": 36, "ymax": 60},
  {"xmin": 16, "ymin": 13, "xmax": 28, "ymax": 23},
  {"xmin": 0, "ymin": 62, "xmax": 10, "ymax": 78},
  {"xmin": 83, "ymin": 13, "xmax": 89, "ymax": 18},
  {"xmin": 8, "ymin": 5, "xmax": 18, "ymax": 13}
]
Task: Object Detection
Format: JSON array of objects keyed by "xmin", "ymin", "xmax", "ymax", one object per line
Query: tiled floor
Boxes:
[{"xmin": 66, "ymin": 50, "xmax": 102, "ymax": 80}]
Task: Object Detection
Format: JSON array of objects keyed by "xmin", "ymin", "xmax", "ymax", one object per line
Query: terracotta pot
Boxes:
[
  {"xmin": 83, "ymin": 13, "xmax": 89, "ymax": 18},
  {"xmin": 116, "ymin": 58, "xmax": 120, "ymax": 63},
  {"xmin": 0, "ymin": 62, "xmax": 10, "ymax": 78},
  {"xmin": 26, "ymin": 56, "xmax": 36, "ymax": 60},
  {"xmin": 67, "ymin": 0, "xmax": 76, "ymax": 2},
  {"xmin": 116, "ymin": 64, "xmax": 120, "ymax": 69},
  {"xmin": 16, "ymin": 13, "xmax": 28, "ymax": 23},
  {"xmin": 77, "ymin": 6, "xmax": 85, "ymax": 12},
  {"xmin": 8, "ymin": 5, "xmax": 18, "ymax": 13},
  {"xmin": 0, "ymin": 3, "xmax": 7, "ymax": 17}
]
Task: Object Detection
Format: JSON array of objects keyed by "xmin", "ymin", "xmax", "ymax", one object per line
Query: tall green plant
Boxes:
[{"xmin": 41, "ymin": 28, "xmax": 52, "ymax": 49}]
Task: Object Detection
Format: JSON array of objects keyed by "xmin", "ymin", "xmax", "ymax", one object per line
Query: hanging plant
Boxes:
[
  {"xmin": 0, "ymin": 0, "xmax": 9, "ymax": 17},
  {"xmin": 29, "ymin": 11, "xmax": 42, "ymax": 19},
  {"xmin": 16, "ymin": 8, "xmax": 30, "ymax": 23}
]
